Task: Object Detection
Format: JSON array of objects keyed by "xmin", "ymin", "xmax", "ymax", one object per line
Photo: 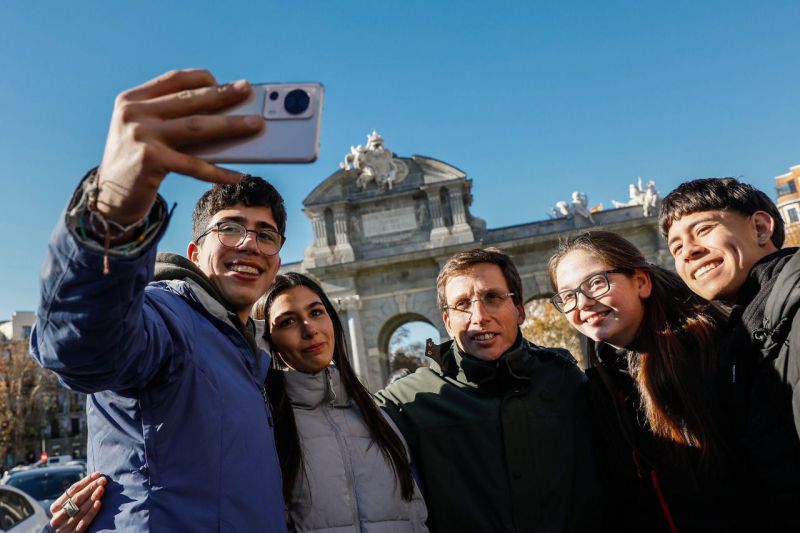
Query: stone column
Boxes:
[
  {"xmin": 331, "ymin": 205, "xmax": 355, "ymax": 262},
  {"xmin": 426, "ymin": 192, "xmax": 446, "ymax": 230},
  {"xmin": 333, "ymin": 208, "xmax": 349, "ymax": 245},
  {"xmin": 337, "ymin": 295, "xmax": 369, "ymax": 387},
  {"xmin": 310, "ymin": 211, "xmax": 327, "ymax": 247},
  {"xmin": 423, "ymin": 187, "xmax": 450, "ymax": 245},
  {"xmin": 448, "ymin": 188, "xmax": 468, "ymax": 226},
  {"xmin": 302, "ymin": 208, "xmax": 334, "ymax": 268},
  {"xmin": 424, "ymin": 184, "xmax": 475, "ymax": 247}
]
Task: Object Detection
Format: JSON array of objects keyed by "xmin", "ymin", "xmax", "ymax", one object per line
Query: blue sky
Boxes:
[{"xmin": 1, "ymin": 1, "xmax": 799, "ymax": 321}]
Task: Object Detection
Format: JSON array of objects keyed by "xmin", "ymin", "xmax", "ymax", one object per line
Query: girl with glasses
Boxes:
[{"xmin": 548, "ymin": 231, "xmax": 752, "ymax": 533}]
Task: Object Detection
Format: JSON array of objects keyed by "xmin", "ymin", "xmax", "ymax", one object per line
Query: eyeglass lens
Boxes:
[
  {"xmin": 216, "ymin": 222, "xmax": 281, "ymax": 255},
  {"xmin": 555, "ymin": 274, "xmax": 610, "ymax": 311},
  {"xmin": 451, "ymin": 292, "xmax": 511, "ymax": 314}
]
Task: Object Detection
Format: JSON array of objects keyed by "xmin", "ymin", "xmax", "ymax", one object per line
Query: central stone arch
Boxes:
[{"xmin": 280, "ymin": 132, "xmax": 670, "ymax": 390}]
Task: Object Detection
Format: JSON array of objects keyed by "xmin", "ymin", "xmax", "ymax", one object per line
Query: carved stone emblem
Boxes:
[{"xmin": 340, "ymin": 131, "xmax": 409, "ymax": 191}]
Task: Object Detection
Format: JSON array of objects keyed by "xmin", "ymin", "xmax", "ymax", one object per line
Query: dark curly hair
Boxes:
[{"xmin": 192, "ymin": 175, "xmax": 287, "ymax": 240}]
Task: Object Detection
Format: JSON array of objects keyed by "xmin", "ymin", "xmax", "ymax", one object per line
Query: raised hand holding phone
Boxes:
[
  {"xmin": 95, "ymin": 69, "xmax": 263, "ymax": 226},
  {"xmin": 188, "ymin": 82, "xmax": 323, "ymax": 164}
]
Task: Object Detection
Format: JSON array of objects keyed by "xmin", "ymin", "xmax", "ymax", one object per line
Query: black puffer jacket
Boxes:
[{"xmin": 725, "ymin": 248, "xmax": 800, "ymax": 530}]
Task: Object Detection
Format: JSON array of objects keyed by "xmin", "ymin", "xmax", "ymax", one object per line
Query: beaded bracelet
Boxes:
[{"xmin": 81, "ymin": 174, "xmax": 164, "ymax": 275}]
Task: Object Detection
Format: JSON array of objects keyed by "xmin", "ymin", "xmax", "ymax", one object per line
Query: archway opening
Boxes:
[
  {"xmin": 521, "ymin": 297, "xmax": 585, "ymax": 368},
  {"xmin": 386, "ymin": 321, "xmax": 440, "ymax": 385}
]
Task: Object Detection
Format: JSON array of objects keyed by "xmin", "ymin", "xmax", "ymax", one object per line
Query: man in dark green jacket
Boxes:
[{"xmin": 376, "ymin": 248, "xmax": 604, "ymax": 533}]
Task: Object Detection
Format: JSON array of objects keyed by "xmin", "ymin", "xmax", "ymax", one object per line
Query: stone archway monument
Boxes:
[{"xmin": 280, "ymin": 132, "xmax": 670, "ymax": 391}]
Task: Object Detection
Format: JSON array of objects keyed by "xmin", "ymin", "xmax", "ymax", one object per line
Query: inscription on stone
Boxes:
[{"xmin": 362, "ymin": 206, "xmax": 417, "ymax": 237}]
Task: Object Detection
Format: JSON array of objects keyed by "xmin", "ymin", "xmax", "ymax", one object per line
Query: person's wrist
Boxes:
[
  {"xmin": 82, "ymin": 208, "xmax": 150, "ymax": 247},
  {"xmin": 95, "ymin": 184, "xmax": 152, "ymax": 226}
]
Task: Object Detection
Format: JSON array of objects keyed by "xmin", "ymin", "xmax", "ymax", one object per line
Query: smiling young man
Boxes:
[
  {"xmin": 30, "ymin": 70, "xmax": 287, "ymax": 531},
  {"xmin": 376, "ymin": 248, "xmax": 603, "ymax": 533},
  {"xmin": 660, "ymin": 177, "xmax": 800, "ymax": 530}
]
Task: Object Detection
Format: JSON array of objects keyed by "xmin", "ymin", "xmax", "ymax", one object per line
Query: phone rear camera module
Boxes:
[
  {"xmin": 284, "ymin": 89, "xmax": 310, "ymax": 115},
  {"xmin": 269, "ymin": 91, "xmax": 279, "ymax": 101}
]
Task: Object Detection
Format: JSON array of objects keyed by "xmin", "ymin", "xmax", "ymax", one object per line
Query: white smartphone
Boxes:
[{"xmin": 187, "ymin": 82, "xmax": 324, "ymax": 164}]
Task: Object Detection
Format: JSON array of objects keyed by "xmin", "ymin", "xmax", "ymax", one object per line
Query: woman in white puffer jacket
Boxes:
[{"xmin": 256, "ymin": 272, "xmax": 428, "ymax": 533}]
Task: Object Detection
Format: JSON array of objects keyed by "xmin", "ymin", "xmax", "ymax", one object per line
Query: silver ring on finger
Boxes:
[
  {"xmin": 63, "ymin": 497, "xmax": 80, "ymax": 518},
  {"xmin": 176, "ymin": 90, "xmax": 193, "ymax": 100}
]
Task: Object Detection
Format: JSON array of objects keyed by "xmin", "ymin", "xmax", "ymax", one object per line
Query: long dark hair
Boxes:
[
  {"xmin": 548, "ymin": 231, "xmax": 726, "ymax": 464},
  {"xmin": 253, "ymin": 272, "xmax": 415, "ymax": 501}
]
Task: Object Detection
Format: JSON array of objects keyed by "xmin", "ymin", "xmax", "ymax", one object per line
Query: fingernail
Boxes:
[
  {"xmin": 244, "ymin": 115, "xmax": 263, "ymax": 128},
  {"xmin": 233, "ymin": 79, "xmax": 249, "ymax": 92}
]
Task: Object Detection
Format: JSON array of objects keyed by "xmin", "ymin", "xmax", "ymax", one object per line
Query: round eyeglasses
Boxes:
[
  {"xmin": 550, "ymin": 269, "xmax": 627, "ymax": 313},
  {"xmin": 195, "ymin": 221, "xmax": 285, "ymax": 256},
  {"xmin": 443, "ymin": 292, "xmax": 515, "ymax": 319}
]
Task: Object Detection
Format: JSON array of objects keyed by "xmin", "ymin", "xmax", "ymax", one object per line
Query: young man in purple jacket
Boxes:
[{"xmin": 31, "ymin": 69, "xmax": 287, "ymax": 531}]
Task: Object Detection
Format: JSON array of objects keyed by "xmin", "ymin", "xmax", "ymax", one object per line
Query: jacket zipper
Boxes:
[
  {"xmin": 322, "ymin": 367, "xmax": 362, "ymax": 532},
  {"xmin": 261, "ymin": 386, "xmax": 273, "ymax": 427}
]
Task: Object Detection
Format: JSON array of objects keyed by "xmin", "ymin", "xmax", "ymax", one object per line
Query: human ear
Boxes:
[
  {"xmin": 635, "ymin": 270, "xmax": 653, "ymax": 299},
  {"xmin": 752, "ymin": 211, "xmax": 776, "ymax": 248},
  {"xmin": 442, "ymin": 310, "xmax": 454, "ymax": 338},
  {"xmin": 515, "ymin": 303, "xmax": 525, "ymax": 326},
  {"xmin": 187, "ymin": 241, "xmax": 201, "ymax": 265}
]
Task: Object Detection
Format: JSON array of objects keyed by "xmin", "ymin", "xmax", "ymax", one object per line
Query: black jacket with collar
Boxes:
[
  {"xmin": 724, "ymin": 247, "xmax": 800, "ymax": 530},
  {"xmin": 376, "ymin": 333, "xmax": 604, "ymax": 533},
  {"xmin": 586, "ymin": 342, "xmax": 757, "ymax": 533}
]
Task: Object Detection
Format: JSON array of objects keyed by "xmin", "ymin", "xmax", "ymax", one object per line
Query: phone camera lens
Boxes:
[
  {"xmin": 284, "ymin": 89, "xmax": 310, "ymax": 115},
  {"xmin": 269, "ymin": 91, "xmax": 279, "ymax": 101}
]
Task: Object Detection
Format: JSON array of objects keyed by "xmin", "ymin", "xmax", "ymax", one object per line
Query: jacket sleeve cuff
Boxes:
[{"xmin": 65, "ymin": 167, "xmax": 170, "ymax": 257}]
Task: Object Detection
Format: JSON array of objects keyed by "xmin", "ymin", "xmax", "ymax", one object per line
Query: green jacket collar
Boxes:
[{"xmin": 430, "ymin": 331, "xmax": 535, "ymax": 393}]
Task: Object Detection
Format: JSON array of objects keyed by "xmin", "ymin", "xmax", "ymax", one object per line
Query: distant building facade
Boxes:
[
  {"xmin": 1, "ymin": 330, "xmax": 87, "ymax": 467},
  {"xmin": 0, "ymin": 311, "xmax": 34, "ymax": 342},
  {"xmin": 775, "ymin": 164, "xmax": 800, "ymax": 247}
]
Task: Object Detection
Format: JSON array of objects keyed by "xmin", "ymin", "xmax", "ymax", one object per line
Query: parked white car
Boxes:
[{"xmin": 0, "ymin": 485, "xmax": 49, "ymax": 532}]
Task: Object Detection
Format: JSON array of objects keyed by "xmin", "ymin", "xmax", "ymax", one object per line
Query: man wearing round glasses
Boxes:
[
  {"xmin": 31, "ymin": 69, "xmax": 287, "ymax": 531},
  {"xmin": 189, "ymin": 207, "xmax": 284, "ymax": 324},
  {"xmin": 377, "ymin": 248, "xmax": 602, "ymax": 532}
]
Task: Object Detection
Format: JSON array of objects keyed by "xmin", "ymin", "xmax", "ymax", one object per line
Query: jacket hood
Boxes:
[
  {"xmin": 754, "ymin": 247, "xmax": 800, "ymax": 359},
  {"xmin": 726, "ymin": 247, "xmax": 796, "ymax": 360},
  {"xmin": 154, "ymin": 252, "xmax": 260, "ymax": 357},
  {"xmin": 154, "ymin": 252, "xmax": 228, "ymax": 304}
]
